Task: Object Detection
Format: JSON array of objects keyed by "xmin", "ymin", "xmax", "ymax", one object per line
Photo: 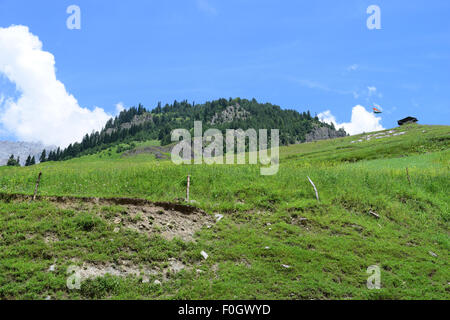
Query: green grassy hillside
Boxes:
[{"xmin": 0, "ymin": 124, "xmax": 448, "ymax": 299}]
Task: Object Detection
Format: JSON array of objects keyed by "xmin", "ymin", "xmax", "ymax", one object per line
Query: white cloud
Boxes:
[
  {"xmin": 348, "ymin": 64, "xmax": 359, "ymax": 71},
  {"xmin": 0, "ymin": 25, "xmax": 111, "ymax": 147},
  {"xmin": 318, "ymin": 105, "xmax": 384, "ymax": 135},
  {"xmin": 196, "ymin": 0, "xmax": 217, "ymax": 15},
  {"xmin": 115, "ymin": 102, "xmax": 125, "ymax": 114}
]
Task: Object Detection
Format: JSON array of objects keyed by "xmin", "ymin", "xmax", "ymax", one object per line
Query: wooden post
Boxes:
[
  {"xmin": 406, "ymin": 167, "xmax": 411, "ymax": 186},
  {"xmin": 307, "ymin": 176, "xmax": 320, "ymax": 202},
  {"xmin": 33, "ymin": 172, "xmax": 42, "ymax": 201},
  {"xmin": 186, "ymin": 175, "xmax": 190, "ymax": 203}
]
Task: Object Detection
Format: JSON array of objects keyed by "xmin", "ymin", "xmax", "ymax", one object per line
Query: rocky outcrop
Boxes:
[
  {"xmin": 305, "ymin": 126, "xmax": 347, "ymax": 142},
  {"xmin": 210, "ymin": 104, "xmax": 250, "ymax": 125},
  {"xmin": 106, "ymin": 113, "xmax": 154, "ymax": 135},
  {"xmin": 121, "ymin": 113, "xmax": 153, "ymax": 129}
]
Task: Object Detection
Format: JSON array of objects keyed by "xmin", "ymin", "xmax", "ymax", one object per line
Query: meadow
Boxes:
[{"xmin": 0, "ymin": 124, "xmax": 448, "ymax": 299}]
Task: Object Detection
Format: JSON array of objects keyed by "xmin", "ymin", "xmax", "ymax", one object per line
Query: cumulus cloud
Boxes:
[
  {"xmin": 115, "ymin": 102, "xmax": 125, "ymax": 114},
  {"xmin": 0, "ymin": 25, "xmax": 111, "ymax": 147},
  {"xmin": 318, "ymin": 105, "xmax": 384, "ymax": 135}
]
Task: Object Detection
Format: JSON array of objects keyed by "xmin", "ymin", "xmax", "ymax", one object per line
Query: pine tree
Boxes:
[
  {"xmin": 39, "ymin": 150, "xmax": 47, "ymax": 163},
  {"xmin": 7, "ymin": 154, "xmax": 15, "ymax": 166},
  {"xmin": 30, "ymin": 156, "xmax": 36, "ymax": 166},
  {"xmin": 25, "ymin": 155, "xmax": 31, "ymax": 166},
  {"xmin": 7, "ymin": 154, "xmax": 19, "ymax": 167}
]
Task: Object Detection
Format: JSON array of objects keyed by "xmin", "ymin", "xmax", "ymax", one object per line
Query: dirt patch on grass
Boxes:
[
  {"xmin": 1, "ymin": 193, "xmax": 214, "ymax": 242},
  {"xmin": 103, "ymin": 202, "xmax": 214, "ymax": 242},
  {"xmin": 290, "ymin": 216, "xmax": 330, "ymax": 232},
  {"xmin": 44, "ymin": 232, "xmax": 60, "ymax": 244},
  {"xmin": 121, "ymin": 145, "xmax": 173, "ymax": 160},
  {"xmin": 69, "ymin": 257, "xmax": 188, "ymax": 284}
]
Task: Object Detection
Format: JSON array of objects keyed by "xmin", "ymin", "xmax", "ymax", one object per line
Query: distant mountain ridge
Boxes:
[{"xmin": 0, "ymin": 141, "xmax": 54, "ymax": 166}]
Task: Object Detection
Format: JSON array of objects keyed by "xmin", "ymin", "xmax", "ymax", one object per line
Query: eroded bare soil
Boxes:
[{"xmin": 1, "ymin": 193, "xmax": 215, "ymax": 242}]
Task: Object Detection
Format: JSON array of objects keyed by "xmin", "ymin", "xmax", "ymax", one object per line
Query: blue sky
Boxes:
[{"xmin": 0, "ymin": 0, "xmax": 449, "ymax": 145}]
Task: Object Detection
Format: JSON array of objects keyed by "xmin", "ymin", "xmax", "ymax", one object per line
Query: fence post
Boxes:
[
  {"xmin": 406, "ymin": 167, "xmax": 411, "ymax": 186},
  {"xmin": 33, "ymin": 172, "xmax": 42, "ymax": 201},
  {"xmin": 186, "ymin": 175, "xmax": 190, "ymax": 203}
]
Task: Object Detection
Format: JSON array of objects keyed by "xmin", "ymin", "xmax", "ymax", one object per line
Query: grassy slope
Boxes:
[{"xmin": 0, "ymin": 124, "xmax": 448, "ymax": 299}]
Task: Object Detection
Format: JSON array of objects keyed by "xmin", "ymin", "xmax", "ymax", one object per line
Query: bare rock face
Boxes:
[
  {"xmin": 106, "ymin": 113, "xmax": 154, "ymax": 135},
  {"xmin": 305, "ymin": 126, "xmax": 347, "ymax": 142},
  {"xmin": 0, "ymin": 141, "xmax": 55, "ymax": 166},
  {"xmin": 210, "ymin": 104, "xmax": 250, "ymax": 125},
  {"xmin": 120, "ymin": 113, "xmax": 153, "ymax": 130}
]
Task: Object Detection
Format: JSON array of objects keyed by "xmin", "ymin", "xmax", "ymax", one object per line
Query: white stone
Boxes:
[{"xmin": 200, "ymin": 251, "xmax": 209, "ymax": 260}]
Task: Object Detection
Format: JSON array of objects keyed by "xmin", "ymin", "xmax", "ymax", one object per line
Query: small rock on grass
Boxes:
[
  {"xmin": 215, "ymin": 214, "xmax": 224, "ymax": 222},
  {"xmin": 200, "ymin": 251, "xmax": 209, "ymax": 260},
  {"xmin": 154, "ymin": 280, "xmax": 162, "ymax": 285},
  {"xmin": 281, "ymin": 264, "xmax": 291, "ymax": 269},
  {"xmin": 429, "ymin": 251, "xmax": 438, "ymax": 257}
]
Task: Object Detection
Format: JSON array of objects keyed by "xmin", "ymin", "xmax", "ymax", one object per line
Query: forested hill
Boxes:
[{"xmin": 45, "ymin": 98, "xmax": 347, "ymax": 162}]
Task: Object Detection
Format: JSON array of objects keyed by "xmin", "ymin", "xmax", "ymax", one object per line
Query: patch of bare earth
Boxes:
[
  {"xmin": 106, "ymin": 203, "xmax": 214, "ymax": 242},
  {"xmin": 73, "ymin": 258, "xmax": 188, "ymax": 283},
  {"xmin": 5, "ymin": 194, "xmax": 215, "ymax": 242},
  {"xmin": 121, "ymin": 145, "xmax": 173, "ymax": 159}
]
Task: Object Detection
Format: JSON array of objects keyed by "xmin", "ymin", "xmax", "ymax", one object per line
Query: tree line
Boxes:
[
  {"xmin": 6, "ymin": 154, "xmax": 37, "ymax": 167},
  {"xmin": 35, "ymin": 97, "xmax": 346, "ymax": 162}
]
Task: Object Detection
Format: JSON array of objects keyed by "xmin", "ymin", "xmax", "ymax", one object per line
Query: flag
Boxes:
[{"xmin": 373, "ymin": 107, "xmax": 382, "ymax": 114}]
